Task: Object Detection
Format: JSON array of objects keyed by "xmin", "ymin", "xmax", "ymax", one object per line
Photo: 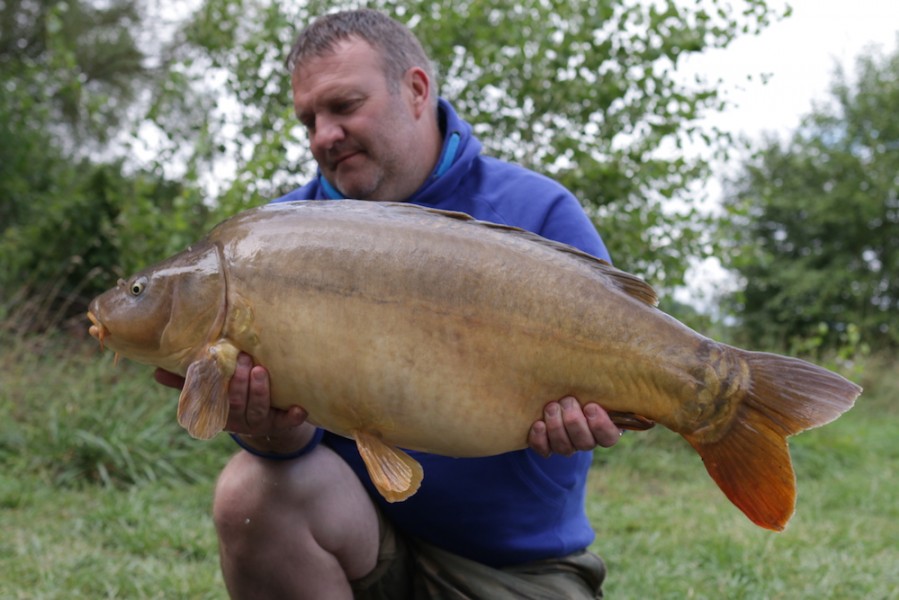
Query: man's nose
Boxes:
[{"xmin": 310, "ymin": 115, "xmax": 345, "ymax": 153}]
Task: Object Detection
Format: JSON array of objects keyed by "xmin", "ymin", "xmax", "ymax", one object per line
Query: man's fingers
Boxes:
[
  {"xmin": 543, "ymin": 397, "xmax": 597, "ymax": 456},
  {"xmin": 584, "ymin": 403, "xmax": 623, "ymax": 448},
  {"xmin": 559, "ymin": 396, "xmax": 596, "ymax": 451},
  {"xmin": 223, "ymin": 353, "xmax": 253, "ymax": 433},
  {"xmin": 244, "ymin": 365, "xmax": 272, "ymax": 428},
  {"xmin": 228, "ymin": 353, "xmax": 253, "ymax": 409},
  {"xmin": 154, "ymin": 368, "xmax": 185, "ymax": 390},
  {"xmin": 543, "ymin": 401, "xmax": 575, "ymax": 456},
  {"xmin": 531, "ymin": 399, "xmax": 624, "ymax": 458},
  {"xmin": 528, "ymin": 420, "xmax": 551, "ymax": 458}
]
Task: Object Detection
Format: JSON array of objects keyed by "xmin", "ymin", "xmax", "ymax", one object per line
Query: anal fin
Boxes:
[{"xmin": 354, "ymin": 430, "xmax": 423, "ymax": 503}]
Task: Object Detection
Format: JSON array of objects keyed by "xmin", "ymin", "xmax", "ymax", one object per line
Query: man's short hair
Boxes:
[{"xmin": 286, "ymin": 9, "xmax": 438, "ymax": 100}]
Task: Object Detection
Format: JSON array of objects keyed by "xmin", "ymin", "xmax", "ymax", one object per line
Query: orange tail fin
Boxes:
[{"xmin": 683, "ymin": 351, "xmax": 861, "ymax": 531}]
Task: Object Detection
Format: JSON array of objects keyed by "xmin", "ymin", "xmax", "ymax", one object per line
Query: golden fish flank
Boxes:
[{"xmin": 86, "ymin": 200, "xmax": 861, "ymax": 531}]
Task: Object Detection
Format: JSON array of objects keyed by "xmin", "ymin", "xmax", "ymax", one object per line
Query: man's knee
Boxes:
[
  {"xmin": 213, "ymin": 451, "xmax": 271, "ymax": 537},
  {"xmin": 212, "ymin": 444, "xmax": 373, "ymax": 537},
  {"xmin": 212, "ymin": 445, "xmax": 382, "ymax": 590}
]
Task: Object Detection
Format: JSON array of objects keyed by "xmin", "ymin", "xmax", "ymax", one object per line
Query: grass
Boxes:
[
  {"xmin": 1, "ymin": 334, "xmax": 896, "ymax": 598},
  {"xmin": 0, "ymin": 475, "xmax": 223, "ymax": 598}
]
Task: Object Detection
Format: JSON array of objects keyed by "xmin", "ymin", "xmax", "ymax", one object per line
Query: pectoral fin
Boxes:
[
  {"xmin": 178, "ymin": 341, "xmax": 239, "ymax": 440},
  {"xmin": 354, "ymin": 431, "xmax": 423, "ymax": 503}
]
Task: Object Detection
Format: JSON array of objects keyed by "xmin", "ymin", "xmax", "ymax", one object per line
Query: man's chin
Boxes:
[{"xmin": 333, "ymin": 178, "xmax": 380, "ymax": 201}]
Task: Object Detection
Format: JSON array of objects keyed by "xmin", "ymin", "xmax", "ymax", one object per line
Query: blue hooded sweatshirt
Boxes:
[{"xmin": 272, "ymin": 98, "xmax": 611, "ymax": 567}]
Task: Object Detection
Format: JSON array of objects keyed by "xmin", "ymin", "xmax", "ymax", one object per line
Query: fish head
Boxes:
[{"xmin": 87, "ymin": 241, "xmax": 226, "ymax": 372}]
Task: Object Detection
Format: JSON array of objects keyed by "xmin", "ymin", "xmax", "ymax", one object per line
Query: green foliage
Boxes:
[
  {"xmin": 721, "ymin": 39, "xmax": 899, "ymax": 351},
  {"xmin": 401, "ymin": 0, "xmax": 774, "ymax": 282},
  {"xmin": 160, "ymin": 0, "xmax": 784, "ymax": 284},
  {"xmin": 3, "ymin": 0, "xmax": 786, "ymax": 329},
  {"xmin": 0, "ymin": 0, "xmax": 148, "ymax": 148},
  {"xmin": 0, "ymin": 0, "xmax": 198, "ymax": 331},
  {"xmin": 0, "ymin": 75, "xmax": 59, "ymax": 232},
  {"xmin": 150, "ymin": 0, "xmax": 306, "ymax": 216},
  {"xmin": 0, "ymin": 334, "xmax": 233, "ymax": 487},
  {"xmin": 0, "ymin": 162, "xmax": 208, "ymax": 332}
]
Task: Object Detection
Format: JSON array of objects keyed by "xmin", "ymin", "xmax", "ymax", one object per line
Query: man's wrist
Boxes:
[{"xmin": 229, "ymin": 427, "xmax": 324, "ymax": 461}]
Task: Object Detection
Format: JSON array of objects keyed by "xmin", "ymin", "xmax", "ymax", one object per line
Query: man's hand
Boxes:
[
  {"xmin": 221, "ymin": 353, "xmax": 308, "ymax": 436},
  {"xmin": 528, "ymin": 397, "xmax": 623, "ymax": 458},
  {"xmin": 154, "ymin": 353, "xmax": 309, "ymax": 451}
]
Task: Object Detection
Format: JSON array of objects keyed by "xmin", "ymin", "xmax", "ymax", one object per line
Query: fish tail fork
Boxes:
[{"xmin": 683, "ymin": 351, "xmax": 861, "ymax": 531}]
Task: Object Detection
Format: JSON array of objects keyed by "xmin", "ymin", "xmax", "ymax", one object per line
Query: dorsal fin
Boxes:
[{"xmin": 585, "ymin": 259, "xmax": 659, "ymax": 307}]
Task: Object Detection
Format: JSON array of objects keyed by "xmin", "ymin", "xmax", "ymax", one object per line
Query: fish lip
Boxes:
[{"xmin": 86, "ymin": 310, "xmax": 109, "ymax": 349}]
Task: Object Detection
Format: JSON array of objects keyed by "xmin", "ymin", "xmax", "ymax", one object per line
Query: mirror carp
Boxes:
[{"xmin": 87, "ymin": 200, "xmax": 861, "ymax": 530}]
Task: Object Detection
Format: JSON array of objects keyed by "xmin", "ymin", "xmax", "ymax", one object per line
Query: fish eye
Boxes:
[{"xmin": 129, "ymin": 278, "xmax": 147, "ymax": 296}]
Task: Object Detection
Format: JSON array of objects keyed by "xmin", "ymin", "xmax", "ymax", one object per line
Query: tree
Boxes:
[
  {"xmin": 0, "ymin": 0, "xmax": 148, "ymax": 153},
  {"xmin": 155, "ymin": 0, "xmax": 783, "ymax": 287},
  {"xmin": 0, "ymin": 0, "xmax": 151, "ymax": 247},
  {"xmin": 719, "ymin": 39, "xmax": 899, "ymax": 351},
  {"xmin": 0, "ymin": 0, "xmax": 202, "ymax": 331},
  {"xmin": 3, "ymin": 0, "xmax": 786, "ymax": 331}
]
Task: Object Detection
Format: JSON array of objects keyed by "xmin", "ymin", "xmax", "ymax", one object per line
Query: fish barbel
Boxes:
[{"xmin": 86, "ymin": 200, "xmax": 860, "ymax": 530}]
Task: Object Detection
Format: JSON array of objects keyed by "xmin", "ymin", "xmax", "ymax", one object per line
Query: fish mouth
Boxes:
[{"xmin": 87, "ymin": 310, "xmax": 109, "ymax": 350}]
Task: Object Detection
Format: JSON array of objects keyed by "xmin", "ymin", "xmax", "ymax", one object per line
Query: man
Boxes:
[{"xmin": 158, "ymin": 9, "xmax": 623, "ymax": 599}]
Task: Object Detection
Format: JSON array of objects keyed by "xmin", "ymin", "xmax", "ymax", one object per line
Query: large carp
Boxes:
[{"xmin": 87, "ymin": 200, "xmax": 860, "ymax": 530}]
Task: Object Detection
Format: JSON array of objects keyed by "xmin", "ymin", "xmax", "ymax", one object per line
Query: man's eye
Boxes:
[{"xmin": 335, "ymin": 99, "xmax": 360, "ymax": 114}]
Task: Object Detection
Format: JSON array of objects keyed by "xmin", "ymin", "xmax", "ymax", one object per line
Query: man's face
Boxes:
[{"xmin": 292, "ymin": 38, "xmax": 420, "ymax": 201}]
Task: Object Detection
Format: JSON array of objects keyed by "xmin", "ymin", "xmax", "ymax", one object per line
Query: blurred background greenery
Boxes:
[{"xmin": 1, "ymin": 0, "xmax": 896, "ymax": 597}]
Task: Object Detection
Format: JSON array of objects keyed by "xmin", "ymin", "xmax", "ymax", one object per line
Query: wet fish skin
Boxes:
[{"xmin": 86, "ymin": 200, "xmax": 861, "ymax": 529}]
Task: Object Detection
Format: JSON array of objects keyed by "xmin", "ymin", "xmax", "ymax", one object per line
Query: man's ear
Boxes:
[{"xmin": 404, "ymin": 66, "xmax": 431, "ymax": 119}]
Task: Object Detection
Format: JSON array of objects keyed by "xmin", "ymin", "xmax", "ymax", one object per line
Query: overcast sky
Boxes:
[
  {"xmin": 674, "ymin": 0, "xmax": 898, "ymax": 305},
  {"xmin": 688, "ymin": 0, "xmax": 899, "ymax": 142}
]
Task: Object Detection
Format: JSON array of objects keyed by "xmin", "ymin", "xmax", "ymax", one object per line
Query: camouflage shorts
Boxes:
[{"xmin": 351, "ymin": 511, "xmax": 606, "ymax": 600}]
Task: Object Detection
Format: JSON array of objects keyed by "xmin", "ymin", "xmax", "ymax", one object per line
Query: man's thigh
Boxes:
[{"xmin": 352, "ymin": 511, "xmax": 605, "ymax": 600}]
